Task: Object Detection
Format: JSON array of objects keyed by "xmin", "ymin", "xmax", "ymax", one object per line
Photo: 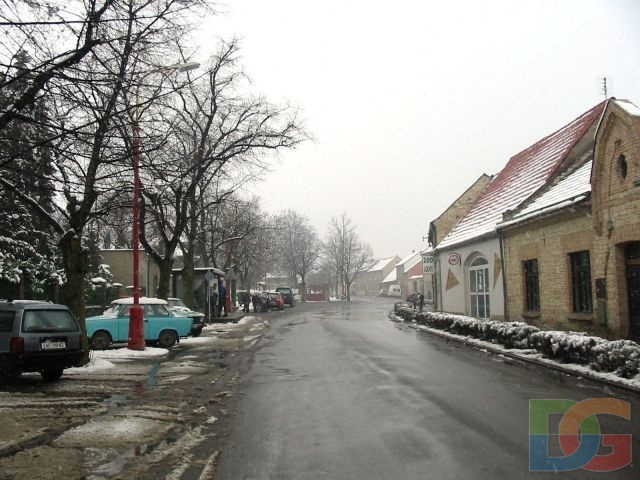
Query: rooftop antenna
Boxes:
[{"xmin": 602, "ymin": 76, "xmax": 608, "ymax": 99}]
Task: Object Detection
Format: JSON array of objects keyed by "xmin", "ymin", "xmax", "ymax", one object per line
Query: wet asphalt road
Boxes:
[{"xmin": 216, "ymin": 297, "xmax": 640, "ymax": 480}]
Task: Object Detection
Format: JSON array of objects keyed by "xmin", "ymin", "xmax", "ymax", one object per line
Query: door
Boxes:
[
  {"xmin": 625, "ymin": 243, "xmax": 640, "ymax": 341},
  {"xmin": 469, "ymin": 257, "xmax": 490, "ymax": 319}
]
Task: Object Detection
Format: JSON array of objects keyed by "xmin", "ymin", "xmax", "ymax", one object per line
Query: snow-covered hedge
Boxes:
[{"xmin": 393, "ymin": 304, "xmax": 640, "ymax": 379}]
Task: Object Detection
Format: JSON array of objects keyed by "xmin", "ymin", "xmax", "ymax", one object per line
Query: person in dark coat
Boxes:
[
  {"xmin": 218, "ymin": 282, "xmax": 227, "ymax": 317},
  {"xmin": 243, "ymin": 292, "xmax": 251, "ymax": 313},
  {"xmin": 418, "ymin": 293, "xmax": 425, "ymax": 312}
]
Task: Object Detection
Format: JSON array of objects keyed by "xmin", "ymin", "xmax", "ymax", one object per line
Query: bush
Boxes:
[{"xmin": 392, "ymin": 307, "xmax": 640, "ymax": 379}]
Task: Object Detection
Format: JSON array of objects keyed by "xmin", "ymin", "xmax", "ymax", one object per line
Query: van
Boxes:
[{"xmin": 388, "ymin": 285, "xmax": 402, "ymax": 297}]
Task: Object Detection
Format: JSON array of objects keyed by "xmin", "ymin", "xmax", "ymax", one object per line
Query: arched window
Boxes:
[{"xmin": 469, "ymin": 256, "xmax": 490, "ymax": 318}]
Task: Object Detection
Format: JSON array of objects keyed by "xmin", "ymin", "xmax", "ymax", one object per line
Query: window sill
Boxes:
[
  {"xmin": 567, "ymin": 313, "xmax": 593, "ymax": 322},
  {"xmin": 522, "ymin": 311, "xmax": 540, "ymax": 320}
]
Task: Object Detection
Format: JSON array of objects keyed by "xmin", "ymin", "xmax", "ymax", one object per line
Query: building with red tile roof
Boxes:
[
  {"xmin": 497, "ymin": 98, "xmax": 640, "ymax": 340},
  {"xmin": 434, "ymin": 101, "xmax": 607, "ymax": 319}
]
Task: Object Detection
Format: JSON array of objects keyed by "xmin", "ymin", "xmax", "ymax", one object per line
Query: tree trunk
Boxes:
[
  {"xmin": 60, "ymin": 233, "xmax": 89, "ymax": 363},
  {"xmin": 300, "ymin": 276, "xmax": 306, "ymax": 302},
  {"xmin": 183, "ymin": 248, "xmax": 195, "ymax": 308},
  {"xmin": 156, "ymin": 257, "xmax": 174, "ymax": 300}
]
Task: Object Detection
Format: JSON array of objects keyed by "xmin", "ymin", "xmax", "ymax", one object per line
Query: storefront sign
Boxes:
[
  {"xmin": 423, "ymin": 255, "xmax": 434, "ymax": 273},
  {"xmin": 448, "ymin": 253, "xmax": 461, "ymax": 265}
]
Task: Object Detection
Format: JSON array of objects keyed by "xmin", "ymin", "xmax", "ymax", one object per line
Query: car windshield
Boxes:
[
  {"xmin": 21, "ymin": 310, "xmax": 79, "ymax": 333},
  {"xmin": 101, "ymin": 305, "xmax": 119, "ymax": 317},
  {"xmin": 168, "ymin": 298, "xmax": 187, "ymax": 309},
  {"xmin": 269, "ymin": 293, "xmax": 281, "ymax": 299}
]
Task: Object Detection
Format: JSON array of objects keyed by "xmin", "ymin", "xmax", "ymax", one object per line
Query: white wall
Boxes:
[{"xmin": 436, "ymin": 235, "xmax": 505, "ymax": 319}]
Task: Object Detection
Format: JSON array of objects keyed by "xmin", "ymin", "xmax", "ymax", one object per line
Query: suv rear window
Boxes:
[
  {"xmin": 0, "ymin": 310, "xmax": 14, "ymax": 332},
  {"xmin": 22, "ymin": 310, "xmax": 79, "ymax": 333}
]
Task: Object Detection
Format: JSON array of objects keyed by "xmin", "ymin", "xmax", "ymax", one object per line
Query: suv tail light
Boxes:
[{"xmin": 10, "ymin": 337, "xmax": 24, "ymax": 354}]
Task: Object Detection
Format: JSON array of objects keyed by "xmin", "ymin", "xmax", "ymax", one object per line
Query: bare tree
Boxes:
[
  {"xmin": 138, "ymin": 39, "xmax": 307, "ymax": 299},
  {"xmin": 275, "ymin": 210, "xmax": 320, "ymax": 301},
  {"xmin": 323, "ymin": 214, "xmax": 373, "ymax": 301},
  {"xmin": 0, "ymin": 0, "xmax": 208, "ymax": 335}
]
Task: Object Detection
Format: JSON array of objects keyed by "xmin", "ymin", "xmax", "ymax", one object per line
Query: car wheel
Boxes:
[
  {"xmin": 41, "ymin": 368, "xmax": 63, "ymax": 382},
  {"xmin": 157, "ymin": 330, "xmax": 177, "ymax": 348},
  {"xmin": 90, "ymin": 331, "xmax": 112, "ymax": 350}
]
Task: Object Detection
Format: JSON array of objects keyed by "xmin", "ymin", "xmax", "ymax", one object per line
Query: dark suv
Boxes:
[
  {"xmin": 275, "ymin": 287, "xmax": 295, "ymax": 307},
  {"xmin": 0, "ymin": 301, "xmax": 85, "ymax": 381}
]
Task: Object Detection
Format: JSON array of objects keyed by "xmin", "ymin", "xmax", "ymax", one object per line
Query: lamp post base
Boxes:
[{"xmin": 128, "ymin": 305, "xmax": 145, "ymax": 350}]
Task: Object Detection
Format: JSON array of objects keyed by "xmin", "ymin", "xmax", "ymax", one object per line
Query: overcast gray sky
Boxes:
[{"xmin": 197, "ymin": 0, "xmax": 640, "ymax": 260}]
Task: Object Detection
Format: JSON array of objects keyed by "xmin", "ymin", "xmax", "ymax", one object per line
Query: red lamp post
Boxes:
[
  {"xmin": 127, "ymin": 61, "xmax": 199, "ymax": 351},
  {"xmin": 128, "ymin": 118, "xmax": 145, "ymax": 350}
]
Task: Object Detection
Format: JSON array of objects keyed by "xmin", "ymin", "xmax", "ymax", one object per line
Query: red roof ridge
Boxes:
[{"xmin": 436, "ymin": 100, "xmax": 607, "ymax": 250}]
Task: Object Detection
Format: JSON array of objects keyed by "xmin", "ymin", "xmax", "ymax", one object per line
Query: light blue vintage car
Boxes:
[{"xmin": 86, "ymin": 297, "xmax": 193, "ymax": 350}]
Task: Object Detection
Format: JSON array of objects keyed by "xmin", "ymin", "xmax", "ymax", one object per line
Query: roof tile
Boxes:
[{"xmin": 437, "ymin": 101, "xmax": 606, "ymax": 250}]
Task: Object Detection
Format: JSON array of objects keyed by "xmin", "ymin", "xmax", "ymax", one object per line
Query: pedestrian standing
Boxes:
[
  {"xmin": 243, "ymin": 292, "xmax": 251, "ymax": 313},
  {"xmin": 211, "ymin": 283, "xmax": 217, "ymax": 320},
  {"xmin": 418, "ymin": 293, "xmax": 425, "ymax": 312},
  {"xmin": 218, "ymin": 281, "xmax": 227, "ymax": 317},
  {"xmin": 412, "ymin": 293, "xmax": 418, "ymax": 310}
]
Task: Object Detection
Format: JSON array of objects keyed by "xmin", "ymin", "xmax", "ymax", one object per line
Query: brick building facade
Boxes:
[{"xmin": 498, "ymin": 99, "xmax": 640, "ymax": 340}]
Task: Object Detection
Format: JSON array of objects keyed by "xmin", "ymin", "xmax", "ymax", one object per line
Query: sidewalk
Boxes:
[{"xmin": 390, "ymin": 313, "xmax": 640, "ymax": 395}]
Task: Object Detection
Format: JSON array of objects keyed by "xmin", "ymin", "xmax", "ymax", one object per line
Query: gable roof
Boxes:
[
  {"xmin": 367, "ymin": 256, "xmax": 398, "ymax": 272},
  {"xmin": 397, "ymin": 251, "xmax": 421, "ymax": 268},
  {"xmin": 382, "ymin": 269, "xmax": 397, "ymax": 283},
  {"xmin": 436, "ymin": 101, "xmax": 606, "ymax": 250}
]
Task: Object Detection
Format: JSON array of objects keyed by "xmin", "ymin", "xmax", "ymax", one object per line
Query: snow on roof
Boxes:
[
  {"xmin": 404, "ymin": 254, "xmax": 422, "ymax": 271},
  {"xmin": 437, "ymin": 101, "xmax": 606, "ymax": 250},
  {"xmin": 498, "ymin": 160, "xmax": 592, "ymax": 229},
  {"xmin": 614, "ymin": 98, "xmax": 640, "ymax": 117},
  {"xmin": 367, "ymin": 256, "xmax": 397, "ymax": 272},
  {"xmin": 382, "ymin": 269, "xmax": 397, "ymax": 283},
  {"xmin": 111, "ymin": 297, "xmax": 168, "ymax": 305},
  {"xmin": 397, "ymin": 251, "xmax": 421, "ymax": 267}
]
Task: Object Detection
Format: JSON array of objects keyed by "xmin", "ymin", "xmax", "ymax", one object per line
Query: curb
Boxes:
[{"xmin": 390, "ymin": 314, "xmax": 640, "ymax": 395}]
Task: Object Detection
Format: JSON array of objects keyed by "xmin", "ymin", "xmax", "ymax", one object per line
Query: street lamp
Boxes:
[{"xmin": 128, "ymin": 61, "xmax": 200, "ymax": 350}]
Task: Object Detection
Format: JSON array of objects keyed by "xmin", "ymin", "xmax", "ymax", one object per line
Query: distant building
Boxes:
[
  {"xmin": 382, "ymin": 251, "xmax": 422, "ymax": 297},
  {"xmin": 99, "ymin": 249, "xmax": 161, "ymax": 298},
  {"xmin": 351, "ymin": 256, "xmax": 400, "ymax": 296}
]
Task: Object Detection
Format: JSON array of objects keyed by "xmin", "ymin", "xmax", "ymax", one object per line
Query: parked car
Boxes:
[
  {"xmin": 275, "ymin": 287, "xmax": 295, "ymax": 307},
  {"xmin": 86, "ymin": 297, "xmax": 192, "ymax": 350},
  {"xmin": 251, "ymin": 292, "xmax": 285, "ymax": 312},
  {"xmin": 167, "ymin": 297, "xmax": 206, "ymax": 337},
  {"xmin": 379, "ymin": 288, "xmax": 388, "ymax": 296},
  {"xmin": 0, "ymin": 300, "xmax": 85, "ymax": 381},
  {"xmin": 266, "ymin": 292, "xmax": 285, "ymax": 311},
  {"xmin": 251, "ymin": 292, "xmax": 270, "ymax": 313}
]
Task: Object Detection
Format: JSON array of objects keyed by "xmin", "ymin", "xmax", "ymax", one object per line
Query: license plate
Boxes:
[{"xmin": 41, "ymin": 341, "xmax": 66, "ymax": 350}]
